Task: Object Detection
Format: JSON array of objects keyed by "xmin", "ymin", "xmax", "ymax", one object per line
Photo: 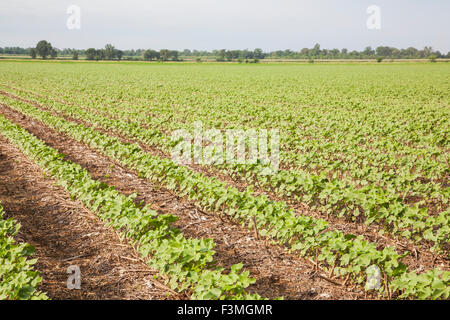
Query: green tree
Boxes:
[
  {"xmin": 217, "ymin": 49, "xmax": 226, "ymax": 61},
  {"xmin": 72, "ymin": 51, "xmax": 78, "ymax": 60},
  {"xmin": 104, "ymin": 44, "xmax": 116, "ymax": 60},
  {"xmin": 159, "ymin": 49, "xmax": 170, "ymax": 61},
  {"xmin": 423, "ymin": 46, "xmax": 433, "ymax": 58},
  {"xmin": 170, "ymin": 50, "xmax": 179, "ymax": 61},
  {"xmin": 341, "ymin": 48, "xmax": 348, "ymax": 58},
  {"xmin": 300, "ymin": 48, "xmax": 309, "ymax": 57},
  {"xmin": 30, "ymin": 48, "xmax": 37, "ymax": 59},
  {"xmin": 329, "ymin": 49, "xmax": 340, "ymax": 58},
  {"xmin": 404, "ymin": 47, "xmax": 418, "ymax": 58},
  {"xmin": 95, "ymin": 49, "xmax": 105, "ymax": 61},
  {"xmin": 363, "ymin": 46, "xmax": 375, "ymax": 57},
  {"xmin": 143, "ymin": 49, "xmax": 159, "ymax": 61},
  {"xmin": 36, "ymin": 40, "xmax": 52, "ymax": 59},
  {"xmin": 253, "ymin": 48, "xmax": 264, "ymax": 59},
  {"xmin": 50, "ymin": 48, "xmax": 57, "ymax": 59},
  {"xmin": 116, "ymin": 50, "xmax": 123, "ymax": 61},
  {"xmin": 230, "ymin": 50, "xmax": 240, "ymax": 59},
  {"xmin": 311, "ymin": 43, "xmax": 321, "ymax": 57},
  {"xmin": 376, "ymin": 46, "xmax": 394, "ymax": 58},
  {"xmin": 225, "ymin": 50, "xmax": 233, "ymax": 61},
  {"xmin": 85, "ymin": 48, "xmax": 96, "ymax": 60}
]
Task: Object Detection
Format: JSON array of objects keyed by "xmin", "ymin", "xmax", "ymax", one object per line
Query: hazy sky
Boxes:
[{"xmin": 1, "ymin": 0, "xmax": 449, "ymax": 52}]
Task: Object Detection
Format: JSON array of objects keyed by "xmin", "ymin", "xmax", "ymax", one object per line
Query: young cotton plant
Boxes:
[{"xmin": 0, "ymin": 205, "xmax": 48, "ymax": 300}]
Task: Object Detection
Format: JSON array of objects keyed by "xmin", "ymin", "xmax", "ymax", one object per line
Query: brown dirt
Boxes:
[
  {"xmin": 0, "ymin": 135, "xmax": 179, "ymax": 300},
  {"xmin": 0, "ymin": 99, "xmax": 371, "ymax": 300}
]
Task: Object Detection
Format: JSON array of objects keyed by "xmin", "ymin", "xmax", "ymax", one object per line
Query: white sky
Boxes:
[{"xmin": 1, "ymin": 0, "xmax": 449, "ymax": 52}]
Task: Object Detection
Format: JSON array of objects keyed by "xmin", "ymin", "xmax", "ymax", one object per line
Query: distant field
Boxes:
[{"xmin": 0, "ymin": 61, "xmax": 448, "ymax": 300}]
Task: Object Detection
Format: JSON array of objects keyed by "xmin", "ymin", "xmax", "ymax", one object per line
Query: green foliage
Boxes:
[
  {"xmin": 143, "ymin": 50, "xmax": 160, "ymax": 61},
  {"xmin": 85, "ymin": 48, "xmax": 96, "ymax": 60},
  {"xmin": 392, "ymin": 269, "xmax": 449, "ymax": 300},
  {"xmin": 0, "ymin": 205, "xmax": 48, "ymax": 300},
  {"xmin": 0, "ymin": 88, "xmax": 447, "ymax": 299},
  {"xmin": 0, "ymin": 115, "xmax": 261, "ymax": 300},
  {"xmin": 35, "ymin": 40, "xmax": 53, "ymax": 60},
  {"xmin": 0, "ymin": 62, "xmax": 448, "ymax": 300},
  {"xmin": 29, "ymin": 48, "xmax": 36, "ymax": 59}
]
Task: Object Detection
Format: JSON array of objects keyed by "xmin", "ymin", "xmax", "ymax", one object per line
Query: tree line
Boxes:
[
  {"xmin": 2, "ymin": 41, "xmax": 449, "ymax": 61},
  {"xmin": 193, "ymin": 45, "xmax": 448, "ymax": 60}
]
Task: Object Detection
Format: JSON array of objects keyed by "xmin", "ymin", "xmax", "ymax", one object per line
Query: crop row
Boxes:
[
  {"xmin": 4, "ymin": 83, "xmax": 447, "ymax": 208},
  {"xmin": 1, "ymin": 96, "xmax": 448, "ymax": 299},
  {"xmin": 1, "ymin": 91, "xmax": 446, "ymax": 252},
  {"xmin": 0, "ymin": 204, "xmax": 48, "ymax": 300},
  {"xmin": 0, "ymin": 114, "xmax": 262, "ymax": 300},
  {"xmin": 1, "ymin": 74, "xmax": 447, "ymax": 208},
  {"xmin": 2, "ymin": 64, "xmax": 447, "ymax": 155}
]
